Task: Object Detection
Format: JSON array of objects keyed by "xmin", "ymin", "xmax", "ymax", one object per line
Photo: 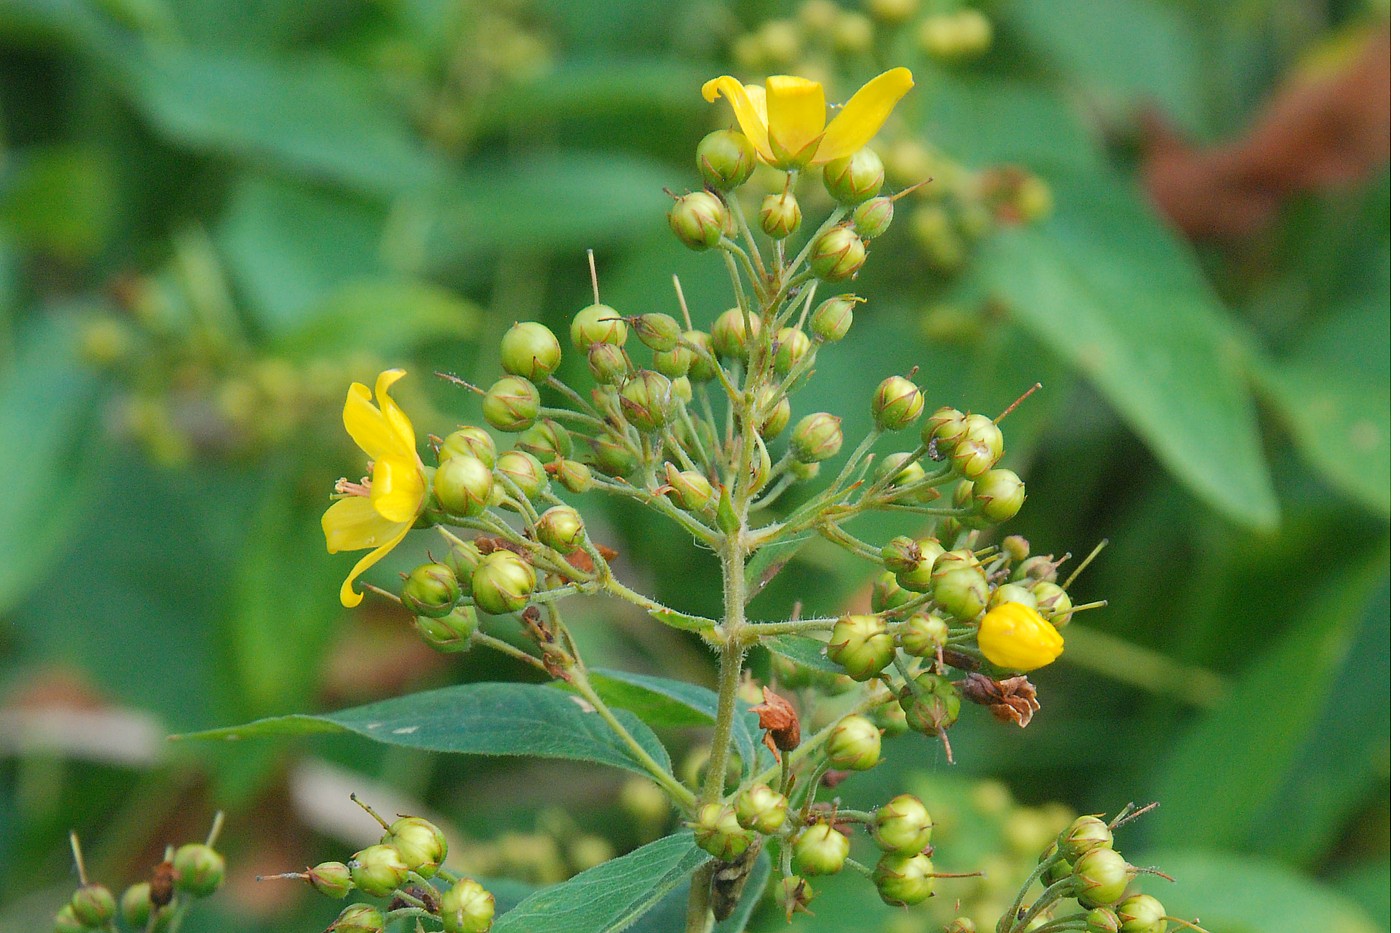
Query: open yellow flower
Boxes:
[
  {"xmin": 977, "ymin": 603, "xmax": 1064, "ymax": 672},
  {"xmin": 322, "ymin": 369, "xmax": 427, "ymax": 608},
  {"xmin": 702, "ymin": 68, "xmax": 914, "ymax": 169}
]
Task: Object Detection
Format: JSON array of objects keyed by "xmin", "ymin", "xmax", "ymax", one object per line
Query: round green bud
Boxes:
[
  {"xmin": 471, "ymin": 549, "xmax": 536, "ymax": 615},
  {"xmin": 307, "ymin": 861, "xmax": 353, "ymax": 899},
  {"xmin": 873, "ymin": 852, "xmax": 936, "ymax": 906},
  {"xmin": 881, "ymin": 535, "xmax": 921, "ymax": 575},
  {"xmin": 347, "ymin": 843, "xmax": 408, "ymax": 898},
  {"xmin": 790, "ymin": 460, "xmax": 820, "ymax": 481},
  {"xmin": 444, "ymin": 539, "xmax": 482, "ymax": 588},
  {"xmin": 383, "ymin": 816, "xmax": 448, "ymax": 878},
  {"xmin": 869, "ymin": 695, "xmax": 909, "ymax": 734},
  {"xmin": 898, "ymin": 672, "xmax": 961, "ymax": 735},
  {"xmin": 1032, "ymin": 581, "xmax": 1073, "ymax": 628},
  {"xmin": 972, "ymin": 468, "xmax": 1023, "ymax": 522},
  {"xmin": 756, "ymin": 385, "xmax": 791, "ymax": 440},
  {"xmin": 872, "ymin": 376, "xmax": 925, "ymax": 431},
  {"xmin": 482, "ymin": 376, "xmax": 540, "ymax": 432},
  {"xmin": 894, "ymin": 538, "xmax": 944, "ymax": 592},
  {"xmin": 329, "ymin": 904, "xmax": 386, "ymax": 933},
  {"xmin": 670, "ymin": 191, "xmax": 728, "ymax": 251},
  {"xmin": 555, "ymin": 458, "xmax": 592, "ymax": 493},
  {"xmin": 871, "ymin": 570, "xmax": 918, "ymax": 613},
  {"xmin": 681, "ymin": 330, "xmax": 718, "ymax": 380},
  {"xmin": 711, "ymin": 307, "xmax": 762, "ymax": 359},
  {"xmin": 402, "ymin": 562, "xmax": 461, "ymax": 618},
  {"xmin": 930, "ymin": 551, "xmax": 989, "ymax": 622},
  {"xmin": 826, "ymin": 714, "xmax": 882, "ymax": 770},
  {"xmin": 691, "ymin": 803, "xmax": 754, "ymax": 860},
  {"xmin": 672, "ymin": 375, "xmax": 693, "ymax": 404},
  {"xmin": 634, "ymin": 313, "xmax": 682, "ymax": 352},
  {"xmin": 873, "ymin": 794, "xmax": 933, "ymax": 856},
  {"xmin": 653, "ymin": 342, "xmax": 694, "ymax": 379},
  {"xmin": 441, "ymin": 877, "xmax": 495, "ymax": 933},
  {"xmin": 811, "ymin": 295, "xmax": 858, "ymax": 342},
  {"xmin": 591, "ymin": 435, "xmax": 639, "ymax": 478},
  {"xmin": 1073, "ymin": 847, "xmax": 1132, "ymax": 907},
  {"xmin": 1013, "ymin": 554, "xmax": 1058, "ymax": 585},
  {"xmin": 898, "ymin": 611, "xmax": 950, "ymax": 658},
  {"xmin": 70, "ymin": 884, "xmax": 116, "ymax": 927},
  {"xmin": 172, "ymin": 843, "xmax": 225, "ymax": 897},
  {"xmin": 120, "ymin": 883, "xmax": 165, "ymax": 930},
  {"xmin": 516, "ymin": 419, "xmax": 573, "ymax": 462},
  {"xmin": 586, "ymin": 341, "xmax": 630, "ymax": 384},
  {"xmin": 1003, "ymin": 535, "xmax": 1032, "ymax": 562},
  {"xmin": 775, "ymin": 875, "xmax": 815, "ymax": 917},
  {"xmin": 414, "ymin": 605, "xmax": 478, "ymax": 653},
  {"xmin": 922, "ymin": 406, "xmax": 968, "ymax": 454},
  {"xmin": 53, "ymin": 905, "xmax": 86, "ymax": 933},
  {"xmin": 878, "ymin": 453, "xmax": 929, "ymax": 502},
  {"xmin": 824, "ymin": 148, "xmax": 885, "ymax": 204},
  {"xmin": 791, "ymin": 412, "xmax": 843, "ymax": 462},
  {"xmin": 500, "ymin": 321, "xmax": 561, "ymax": 383},
  {"xmin": 1085, "ymin": 907, "xmax": 1122, "ymax": 933},
  {"xmin": 963, "ymin": 413, "xmax": 1004, "ymax": 458},
  {"xmin": 536, "ymin": 505, "xmax": 585, "ymax": 553},
  {"xmin": 1117, "ymin": 894, "xmax": 1166, "ymax": 933},
  {"xmin": 792, "ymin": 822, "xmax": 849, "ymax": 876},
  {"xmin": 434, "ymin": 454, "xmax": 495, "ymax": 517},
  {"xmin": 947, "ymin": 918, "xmax": 978, "ymax": 933},
  {"xmin": 496, "ymin": 449, "xmax": 548, "ymax": 500},
  {"xmin": 827, "ymin": 613, "xmax": 895, "ymax": 681},
  {"xmin": 853, "ymin": 195, "xmax": 894, "ymax": 239},
  {"xmin": 1060, "ymin": 816, "xmax": 1114, "ymax": 862},
  {"xmin": 571, "ymin": 303, "xmax": 627, "ymax": 351},
  {"xmin": 809, "ymin": 225, "xmax": 867, "ymax": 281},
  {"xmin": 619, "ymin": 369, "xmax": 674, "ymax": 432},
  {"xmin": 760, "ymin": 192, "xmax": 803, "ymax": 239},
  {"xmin": 438, "ymin": 426, "xmax": 496, "ymax": 468},
  {"xmin": 734, "ymin": 783, "xmax": 789, "ymax": 835},
  {"xmin": 697, "ymin": 129, "xmax": 757, "ymax": 190},
  {"xmin": 664, "ymin": 463, "xmax": 714, "ymax": 512},
  {"xmin": 773, "ymin": 326, "xmax": 810, "ymax": 375},
  {"xmin": 988, "ymin": 582, "xmax": 1038, "ymax": 611}
]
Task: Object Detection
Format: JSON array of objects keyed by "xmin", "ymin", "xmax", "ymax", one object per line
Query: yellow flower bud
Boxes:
[{"xmin": 977, "ymin": 603, "xmax": 1064, "ymax": 672}]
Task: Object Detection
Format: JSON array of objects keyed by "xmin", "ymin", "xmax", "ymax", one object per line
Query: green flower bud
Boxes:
[
  {"xmin": 471, "ymin": 549, "xmax": 536, "ymax": 615},
  {"xmin": 171, "ymin": 843, "xmax": 225, "ymax": 897},
  {"xmin": 482, "ymin": 376, "xmax": 540, "ymax": 432},
  {"xmin": 438, "ymin": 426, "xmax": 496, "ymax": 468},
  {"xmin": 772, "ymin": 327, "xmax": 810, "ymax": 374},
  {"xmin": 790, "ymin": 460, "xmax": 820, "ymax": 481},
  {"xmin": 1060, "ymin": 816, "xmax": 1114, "ymax": 861},
  {"xmin": 1026, "ymin": 581, "xmax": 1069, "ymax": 628},
  {"xmin": 433, "ymin": 454, "xmax": 495, "ymax": 517},
  {"xmin": 873, "ymin": 852, "xmax": 936, "ymax": 906},
  {"xmin": 792, "ymin": 822, "xmax": 849, "ymax": 876},
  {"xmin": 441, "ymin": 878, "xmax": 495, "ymax": 933},
  {"xmin": 973, "ymin": 468, "xmax": 1024, "ymax": 522},
  {"xmin": 496, "ymin": 449, "xmax": 548, "ymax": 501},
  {"xmin": 516, "ymin": 419, "xmax": 573, "ymax": 462},
  {"xmin": 760, "ymin": 192, "xmax": 803, "ymax": 239},
  {"xmin": 878, "ymin": 453, "xmax": 931, "ymax": 502},
  {"xmin": 619, "ymin": 369, "xmax": 674, "ymax": 431},
  {"xmin": 871, "ymin": 571, "xmax": 918, "ymax": 613},
  {"xmin": 1013, "ymin": 554, "xmax": 1058, "ymax": 584},
  {"xmin": 1003, "ymin": 535, "xmax": 1032, "ymax": 562},
  {"xmin": 989, "ymin": 582, "xmax": 1038, "ymax": 611},
  {"xmin": 964, "ymin": 413, "xmax": 1004, "ymax": 457},
  {"xmin": 402, "ymin": 562, "xmax": 461, "ymax": 618},
  {"xmin": 653, "ymin": 342, "xmax": 694, "ymax": 379},
  {"xmin": 591, "ymin": 435, "xmax": 639, "ymax": 478},
  {"xmin": 329, "ymin": 904, "xmax": 385, "ymax": 933},
  {"xmin": 873, "ymin": 794, "xmax": 933, "ymax": 856},
  {"xmin": 1117, "ymin": 894, "xmax": 1166, "ymax": 933},
  {"xmin": 826, "ymin": 714, "xmax": 882, "ymax": 770},
  {"xmin": 711, "ymin": 307, "xmax": 762, "ymax": 359},
  {"xmin": 881, "ymin": 536, "xmax": 920, "ymax": 575},
  {"xmin": 809, "ymin": 225, "xmax": 867, "ymax": 281},
  {"xmin": 827, "ymin": 613, "xmax": 895, "ymax": 681},
  {"xmin": 869, "ymin": 694, "xmax": 909, "ymax": 734},
  {"xmin": 571, "ymin": 303, "xmax": 628, "ymax": 351},
  {"xmin": 1073, "ymin": 847, "xmax": 1132, "ymax": 907},
  {"xmin": 947, "ymin": 918, "xmax": 978, "ymax": 933},
  {"xmin": 1085, "ymin": 907, "xmax": 1122, "ymax": 933},
  {"xmin": 586, "ymin": 341, "xmax": 631, "ymax": 384},
  {"xmin": 672, "ymin": 375, "xmax": 693, "ymax": 404},
  {"xmin": 775, "ymin": 875, "xmax": 815, "ymax": 918},
  {"xmin": 307, "ymin": 861, "xmax": 354, "ymax": 899},
  {"xmin": 348, "ymin": 843, "xmax": 408, "ymax": 898},
  {"xmin": 791, "ymin": 412, "xmax": 843, "ymax": 462},
  {"xmin": 930, "ymin": 550, "xmax": 989, "ymax": 622},
  {"xmin": 811, "ymin": 295, "xmax": 859, "ymax": 342},
  {"xmin": 872, "ymin": 376, "xmax": 925, "ymax": 431},
  {"xmin": 536, "ymin": 505, "xmax": 585, "ymax": 553},
  {"xmin": 691, "ymin": 803, "xmax": 754, "ymax": 860},
  {"xmin": 382, "ymin": 816, "xmax": 448, "ymax": 878},
  {"xmin": 53, "ymin": 905, "xmax": 86, "ymax": 933},
  {"xmin": 555, "ymin": 458, "xmax": 592, "ymax": 493},
  {"xmin": 500, "ymin": 321, "xmax": 561, "ymax": 383},
  {"xmin": 922, "ymin": 406, "xmax": 968, "ymax": 454},
  {"xmin": 823, "ymin": 148, "xmax": 885, "ymax": 204},
  {"xmin": 663, "ymin": 463, "xmax": 714, "ymax": 512},
  {"xmin": 899, "ymin": 673, "xmax": 961, "ymax": 735},
  {"xmin": 414, "ymin": 605, "xmax": 478, "ymax": 653},
  {"xmin": 898, "ymin": 611, "xmax": 950, "ymax": 657},
  {"xmin": 951, "ymin": 438, "xmax": 996, "ymax": 478},
  {"xmin": 853, "ymin": 195, "xmax": 894, "ymax": 239},
  {"xmin": 681, "ymin": 330, "xmax": 719, "ymax": 380},
  {"xmin": 734, "ymin": 783, "xmax": 789, "ymax": 835},
  {"xmin": 894, "ymin": 538, "xmax": 944, "ymax": 592},
  {"xmin": 756, "ymin": 384, "xmax": 791, "ymax": 440},
  {"xmin": 634, "ymin": 313, "xmax": 682, "ymax": 352},
  {"xmin": 120, "ymin": 883, "xmax": 167, "ymax": 930},
  {"xmin": 70, "ymin": 884, "xmax": 116, "ymax": 927},
  {"xmin": 697, "ymin": 129, "xmax": 756, "ymax": 190},
  {"xmin": 670, "ymin": 191, "xmax": 729, "ymax": 251},
  {"xmin": 443, "ymin": 538, "xmax": 482, "ymax": 588}
]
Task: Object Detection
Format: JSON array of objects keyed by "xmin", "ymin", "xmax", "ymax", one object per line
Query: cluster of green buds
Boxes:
[
  {"xmin": 263, "ymin": 797, "xmax": 493, "ymax": 933},
  {"xmin": 54, "ymin": 817, "xmax": 226, "ymax": 933}
]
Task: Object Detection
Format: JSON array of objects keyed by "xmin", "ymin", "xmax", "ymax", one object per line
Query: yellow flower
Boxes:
[
  {"xmin": 322, "ymin": 369, "xmax": 427, "ymax": 608},
  {"xmin": 702, "ymin": 68, "xmax": 914, "ymax": 169},
  {"xmin": 977, "ymin": 603, "xmax": 1064, "ymax": 672}
]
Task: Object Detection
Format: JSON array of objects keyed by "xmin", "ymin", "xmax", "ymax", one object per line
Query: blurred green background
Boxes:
[{"xmin": 0, "ymin": 1, "xmax": 1388, "ymax": 931}]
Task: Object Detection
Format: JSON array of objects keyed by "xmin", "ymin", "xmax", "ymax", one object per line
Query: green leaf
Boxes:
[
  {"xmin": 744, "ymin": 538, "xmax": 809, "ymax": 605},
  {"xmin": 1135, "ymin": 850, "xmax": 1380, "ymax": 933},
  {"xmin": 272, "ymin": 279, "xmax": 480, "ymax": 359},
  {"xmin": 977, "ymin": 169, "xmax": 1278, "ymax": 528},
  {"xmin": 763, "ymin": 635, "xmax": 845, "ymax": 676},
  {"xmin": 586, "ymin": 669, "xmax": 763, "ymax": 772},
  {"xmin": 493, "ymin": 832, "xmax": 707, "ymax": 933},
  {"xmin": 177, "ymin": 682, "xmax": 671, "ymax": 779}
]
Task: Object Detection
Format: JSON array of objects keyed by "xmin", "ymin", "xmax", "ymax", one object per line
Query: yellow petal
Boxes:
[
  {"xmin": 337, "ymin": 519, "xmax": 413, "ymax": 608},
  {"xmin": 813, "ymin": 67, "xmax": 914, "ymax": 163},
  {"xmin": 764, "ymin": 75, "xmax": 828, "ymax": 166},
  {"xmin": 322, "ymin": 495, "xmax": 400, "ymax": 553},
  {"xmin": 371, "ymin": 455, "xmax": 426, "ymax": 524},
  {"xmin": 702, "ymin": 75, "xmax": 775, "ymax": 163},
  {"xmin": 373, "ymin": 369, "xmax": 416, "ymax": 458},
  {"xmin": 343, "ymin": 382, "xmax": 400, "ymax": 462}
]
